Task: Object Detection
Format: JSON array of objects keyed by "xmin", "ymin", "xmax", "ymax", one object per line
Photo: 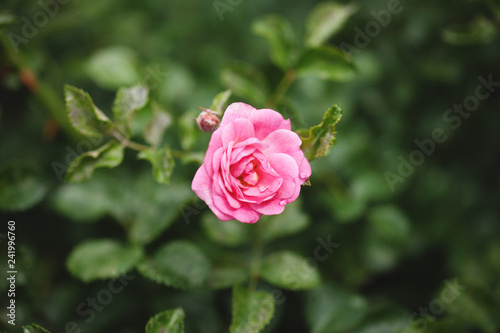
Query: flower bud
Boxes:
[{"xmin": 196, "ymin": 108, "xmax": 220, "ymax": 132}]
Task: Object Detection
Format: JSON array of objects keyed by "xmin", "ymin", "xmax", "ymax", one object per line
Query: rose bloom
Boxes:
[{"xmin": 192, "ymin": 102, "xmax": 311, "ymax": 223}]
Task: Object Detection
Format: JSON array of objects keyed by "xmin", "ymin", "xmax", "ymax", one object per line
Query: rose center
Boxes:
[{"xmin": 238, "ymin": 161, "xmax": 259, "ymax": 186}]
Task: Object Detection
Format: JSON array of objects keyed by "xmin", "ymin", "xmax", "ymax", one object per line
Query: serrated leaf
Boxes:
[
  {"xmin": 230, "ymin": 285, "xmax": 275, "ymax": 333},
  {"xmin": 201, "ymin": 212, "xmax": 251, "ymax": 247},
  {"xmin": 221, "ymin": 63, "xmax": 269, "ymax": 105},
  {"xmin": 442, "ymin": 15, "xmax": 497, "ymax": 46},
  {"xmin": 252, "ymin": 15, "xmax": 297, "ymax": 70},
  {"xmin": 297, "ymin": 103, "xmax": 342, "ymax": 161},
  {"xmin": 86, "ymin": 47, "xmax": 140, "ymax": 89},
  {"xmin": 144, "ymin": 105, "xmax": 172, "ymax": 147},
  {"xmin": 261, "ymin": 251, "xmax": 320, "ymax": 290},
  {"xmin": 306, "ymin": 285, "xmax": 368, "ymax": 333},
  {"xmin": 210, "ymin": 90, "xmax": 232, "ymax": 114},
  {"xmin": 305, "ymin": 2, "xmax": 358, "ymax": 47},
  {"xmin": 145, "ymin": 308, "xmax": 185, "ymax": 333},
  {"xmin": 138, "ymin": 241, "xmax": 210, "ymax": 289},
  {"xmin": 0, "ymin": 162, "xmax": 47, "ymax": 212},
  {"xmin": 296, "ymin": 46, "xmax": 355, "ymax": 82},
  {"xmin": 52, "ymin": 171, "xmax": 195, "ymax": 244},
  {"xmin": 113, "ymin": 85, "xmax": 149, "ymax": 136},
  {"xmin": 261, "ymin": 199, "xmax": 309, "ymax": 242},
  {"xmin": 64, "ymin": 84, "xmax": 113, "ymax": 137},
  {"xmin": 126, "ymin": 180, "xmax": 194, "ymax": 245},
  {"xmin": 66, "ymin": 239, "xmax": 143, "ymax": 282},
  {"xmin": 137, "ymin": 147, "xmax": 175, "ymax": 185},
  {"xmin": 22, "ymin": 324, "xmax": 51, "ymax": 333},
  {"xmin": 65, "ymin": 141, "xmax": 124, "ymax": 183}
]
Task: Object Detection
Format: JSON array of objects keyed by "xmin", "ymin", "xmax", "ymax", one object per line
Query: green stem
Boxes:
[
  {"xmin": 1, "ymin": 32, "xmax": 80, "ymax": 140},
  {"xmin": 248, "ymin": 222, "xmax": 263, "ymax": 293},
  {"xmin": 267, "ymin": 69, "xmax": 296, "ymax": 109},
  {"xmin": 112, "ymin": 131, "xmax": 150, "ymax": 151}
]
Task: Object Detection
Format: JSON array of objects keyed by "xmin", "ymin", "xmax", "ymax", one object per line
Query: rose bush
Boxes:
[{"xmin": 192, "ymin": 102, "xmax": 311, "ymax": 223}]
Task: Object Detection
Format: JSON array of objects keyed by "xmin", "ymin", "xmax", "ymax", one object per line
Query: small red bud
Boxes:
[{"xmin": 196, "ymin": 108, "xmax": 220, "ymax": 132}]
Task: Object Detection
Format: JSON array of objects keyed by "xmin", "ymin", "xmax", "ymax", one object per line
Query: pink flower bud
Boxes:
[{"xmin": 196, "ymin": 108, "xmax": 220, "ymax": 132}]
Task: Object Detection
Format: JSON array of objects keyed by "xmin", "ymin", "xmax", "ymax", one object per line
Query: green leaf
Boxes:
[
  {"xmin": 143, "ymin": 105, "xmax": 172, "ymax": 147},
  {"xmin": 52, "ymin": 171, "xmax": 194, "ymax": 244},
  {"xmin": 261, "ymin": 251, "xmax": 320, "ymax": 290},
  {"xmin": 445, "ymin": 283, "xmax": 496, "ymax": 333},
  {"xmin": 145, "ymin": 308, "xmax": 185, "ymax": 333},
  {"xmin": 65, "ymin": 141, "xmax": 124, "ymax": 183},
  {"xmin": 137, "ymin": 147, "xmax": 175, "ymax": 185},
  {"xmin": 252, "ymin": 15, "xmax": 297, "ymax": 70},
  {"xmin": 367, "ymin": 205, "xmax": 410, "ymax": 242},
  {"xmin": 0, "ymin": 162, "xmax": 48, "ymax": 212},
  {"xmin": 126, "ymin": 180, "xmax": 194, "ymax": 244},
  {"xmin": 66, "ymin": 239, "xmax": 143, "ymax": 282},
  {"xmin": 210, "ymin": 90, "xmax": 232, "ymax": 114},
  {"xmin": 353, "ymin": 316, "xmax": 409, "ymax": 333},
  {"xmin": 400, "ymin": 317, "xmax": 469, "ymax": 333},
  {"xmin": 261, "ymin": 199, "xmax": 310, "ymax": 242},
  {"xmin": 113, "ymin": 85, "xmax": 149, "ymax": 136},
  {"xmin": 296, "ymin": 46, "xmax": 355, "ymax": 82},
  {"xmin": 306, "ymin": 285, "xmax": 368, "ymax": 333},
  {"xmin": 64, "ymin": 84, "xmax": 113, "ymax": 137},
  {"xmin": 230, "ymin": 285, "xmax": 275, "ymax": 333},
  {"xmin": 138, "ymin": 240, "xmax": 210, "ymax": 289},
  {"xmin": 325, "ymin": 187, "xmax": 366, "ymax": 223},
  {"xmin": 221, "ymin": 62, "xmax": 269, "ymax": 105},
  {"xmin": 201, "ymin": 212, "xmax": 251, "ymax": 247},
  {"xmin": 0, "ymin": 14, "xmax": 17, "ymax": 28},
  {"xmin": 305, "ymin": 2, "xmax": 358, "ymax": 47},
  {"xmin": 22, "ymin": 324, "xmax": 51, "ymax": 333},
  {"xmin": 297, "ymin": 103, "xmax": 342, "ymax": 161},
  {"xmin": 206, "ymin": 264, "xmax": 249, "ymax": 290},
  {"xmin": 86, "ymin": 47, "xmax": 140, "ymax": 90},
  {"xmin": 442, "ymin": 15, "xmax": 497, "ymax": 46}
]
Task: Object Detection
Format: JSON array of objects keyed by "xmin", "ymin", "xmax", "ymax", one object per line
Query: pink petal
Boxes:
[
  {"xmin": 213, "ymin": 193, "xmax": 261, "ymax": 223},
  {"xmin": 204, "ymin": 129, "xmax": 223, "ymax": 175},
  {"xmin": 262, "ymin": 129, "xmax": 302, "ymax": 155},
  {"xmin": 266, "ymin": 153, "xmax": 299, "ymax": 179},
  {"xmin": 250, "ymin": 199, "xmax": 286, "ymax": 215},
  {"xmin": 298, "ymin": 156, "xmax": 312, "ymax": 183},
  {"xmin": 249, "ymin": 109, "xmax": 291, "ymax": 140},
  {"xmin": 275, "ymin": 177, "xmax": 298, "ymax": 199},
  {"xmin": 220, "ymin": 103, "xmax": 257, "ymax": 127},
  {"xmin": 191, "ymin": 166, "xmax": 233, "ymax": 221},
  {"xmin": 231, "ymin": 205, "xmax": 262, "ymax": 223},
  {"xmin": 221, "ymin": 118, "xmax": 255, "ymax": 147}
]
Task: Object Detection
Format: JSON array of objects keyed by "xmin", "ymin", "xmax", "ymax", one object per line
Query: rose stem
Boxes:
[
  {"xmin": 248, "ymin": 221, "xmax": 263, "ymax": 293},
  {"xmin": 266, "ymin": 69, "xmax": 296, "ymax": 109},
  {"xmin": 111, "ymin": 130, "xmax": 151, "ymax": 151},
  {"xmin": 0, "ymin": 33, "xmax": 79, "ymax": 140}
]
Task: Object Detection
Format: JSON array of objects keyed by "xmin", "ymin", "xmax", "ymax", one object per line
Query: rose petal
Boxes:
[
  {"xmin": 298, "ymin": 156, "xmax": 312, "ymax": 183},
  {"xmin": 220, "ymin": 102, "xmax": 257, "ymax": 127},
  {"xmin": 262, "ymin": 129, "xmax": 302, "ymax": 155},
  {"xmin": 221, "ymin": 118, "xmax": 255, "ymax": 147},
  {"xmin": 250, "ymin": 199, "xmax": 286, "ymax": 215},
  {"xmin": 249, "ymin": 109, "xmax": 291, "ymax": 140},
  {"xmin": 213, "ymin": 193, "xmax": 261, "ymax": 223},
  {"xmin": 266, "ymin": 153, "xmax": 299, "ymax": 180},
  {"xmin": 191, "ymin": 166, "xmax": 233, "ymax": 221}
]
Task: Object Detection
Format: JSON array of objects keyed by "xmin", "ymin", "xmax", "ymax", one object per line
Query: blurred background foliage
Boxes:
[{"xmin": 1, "ymin": 0, "xmax": 500, "ymax": 332}]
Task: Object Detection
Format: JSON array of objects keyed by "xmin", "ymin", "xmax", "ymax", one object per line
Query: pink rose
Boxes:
[{"xmin": 192, "ymin": 102, "xmax": 311, "ymax": 223}]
